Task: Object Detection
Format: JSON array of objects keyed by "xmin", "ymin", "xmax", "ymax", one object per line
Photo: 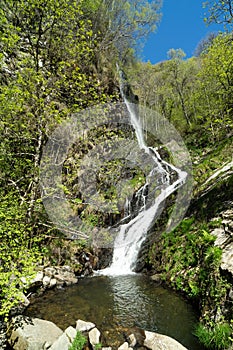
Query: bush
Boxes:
[
  {"xmin": 194, "ymin": 322, "xmax": 232, "ymax": 349},
  {"xmin": 69, "ymin": 331, "xmax": 87, "ymax": 350},
  {"xmin": 0, "ymin": 194, "xmax": 41, "ymax": 318}
]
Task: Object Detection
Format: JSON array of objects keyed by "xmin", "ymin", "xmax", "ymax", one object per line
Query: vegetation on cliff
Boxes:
[{"xmin": 0, "ymin": 0, "xmax": 233, "ymax": 348}]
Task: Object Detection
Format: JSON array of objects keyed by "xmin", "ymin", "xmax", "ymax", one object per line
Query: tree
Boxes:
[
  {"xmin": 195, "ymin": 33, "xmax": 233, "ymax": 140},
  {"xmin": 166, "ymin": 49, "xmax": 199, "ymax": 127},
  {"xmin": 194, "ymin": 32, "xmax": 217, "ymax": 56},
  {"xmin": 127, "ymin": 50, "xmax": 200, "ymax": 132},
  {"xmin": 0, "ymin": 0, "xmax": 108, "ymax": 317},
  {"xmin": 82, "ymin": 0, "xmax": 162, "ymax": 63},
  {"xmin": 203, "ymin": 0, "xmax": 233, "ymax": 27}
]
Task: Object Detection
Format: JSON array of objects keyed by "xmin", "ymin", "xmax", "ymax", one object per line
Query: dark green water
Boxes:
[{"xmin": 26, "ymin": 274, "xmax": 204, "ymax": 349}]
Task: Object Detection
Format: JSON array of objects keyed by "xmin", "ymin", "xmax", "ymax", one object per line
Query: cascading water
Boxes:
[{"xmin": 99, "ymin": 68, "xmax": 187, "ymax": 276}]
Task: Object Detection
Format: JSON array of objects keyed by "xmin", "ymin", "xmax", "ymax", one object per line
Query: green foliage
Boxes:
[
  {"xmin": 128, "ymin": 32, "xmax": 233, "ymax": 147},
  {"xmin": 82, "ymin": 0, "xmax": 162, "ymax": 56},
  {"xmin": 148, "ymin": 218, "xmax": 228, "ymax": 303},
  {"xmin": 194, "ymin": 322, "xmax": 232, "ymax": 349},
  {"xmin": 69, "ymin": 331, "xmax": 87, "ymax": 350},
  {"xmin": 203, "ymin": 0, "xmax": 233, "ymax": 28},
  {"xmin": 0, "ymin": 0, "xmax": 114, "ymax": 318},
  {"xmin": 0, "ymin": 192, "xmax": 41, "ymax": 318},
  {"xmin": 195, "ymin": 33, "xmax": 233, "ymax": 141}
]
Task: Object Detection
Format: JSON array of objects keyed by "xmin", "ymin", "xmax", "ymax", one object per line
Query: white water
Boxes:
[{"xmin": 99, "ymin": 72, "xmax": 187, "ymax": 276}]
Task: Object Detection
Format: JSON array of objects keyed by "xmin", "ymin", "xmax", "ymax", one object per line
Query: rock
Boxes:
[
  {"xmin": 8, "ymin": 315, "xmax": 63, "ymax": 350},
  {"xmin": 20, "ymin": 277, "xmax": 27, "ymax": 285},
  {"xmin": 65, "ymin": 326, "xmax": 77, "ymax": 343},
  {"xmin": 118, "ymin": 342, "xmax": 129, "ymax": 350},
  {"xmin": 102, "ymin": 348, "xmax": 112, "ymax": 350},
  {"xmin": 221, "ymin": 242, "xmax": 233, "ymax": 275},
  {"xmin": 89, "ymin": 327, "xmax": 101, "ymax": 348},
  {"xmin": 44, "ymin": 267, "xmax": 56, "ymax": 277},
  {"xmin": 150, "ymin": 274, "xmax": 162, "ymax": 283},
  {"xmin": 49, "ymin": 327, "xmax": 77, "ymax": 350},
  {"xmin": 76, "ymin": 319, "xmax": 95, "ymax": 332},
  {"xmin": 0, "ymin": 321, "xmax": 8, "ymax": 350},
  {"xmin": 42, "ymin": 275, "xmax": 51, "ymax": 287},
  {"xmin": 54, "ymin": 270, "xmax": 78, "ymax": 286},
  {"xmin": 126, "ymin": 328, "xmax": 145, "ymax": 346},
  {"xmin": 10, "ymin": 293, "xmax": 30, "ymax": 315},
  {"xmin": 211, "ymin": 213, "xmax": 233, "ymax": 278},
  {"xmin": 212, "ymin": 228, "xmax": 228, "ymax": 246},
  {"xmin": 128, "ymin": 333, "xmax": 137, "ymax": 347},
  {"xmin": 20, "ymin": 293, "xmax": 30, "ymax": 308},
  {"xmin": 49, "ymin": 332, "xmax": 71, "ymax": 350},
  {"xmin": 144, "ymin": 331, "xmax": 188, "ymax": 350},
  {"xmin": 229, "ymin": 288, "xmax": 233, "ymax": 300},
  {"xmin": 33, "ymin": 271, "xmax": 44, "ymax": 283},
  {"xmin": 49, "ymin": 278, "xmax": 57, "ymax": 288},
  {"xmin": 61, "ymin": 265, "xmax": 72, "ymax": 272},
  {"xmin": 28, "ymin": 271, "xmax": 44, "ymax": 291}
]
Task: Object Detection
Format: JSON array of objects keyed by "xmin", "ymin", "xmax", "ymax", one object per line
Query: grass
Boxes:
[
  {"xmin": 69, "ymin": 331, "xmax": 87, "ymax": 350},
  {"xmin": 194, "ymin": 322, "xmax": 232, "ymax": 349}
]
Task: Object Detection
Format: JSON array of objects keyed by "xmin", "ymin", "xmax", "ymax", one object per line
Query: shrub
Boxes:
[
  {"xmin": 194, "ymin": 322, "xmax": 232, "ymax": 349},
  {"xmin": 69, "ymin": 331, "xmax": 87, "ymax": 350}
]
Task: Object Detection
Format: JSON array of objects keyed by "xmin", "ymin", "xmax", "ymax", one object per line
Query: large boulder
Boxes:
[
  {"xmin": 144, "ymin": 331, "xmax": 187, "ymax": 350},
  {"xmin": 8, "ymin": 315, "xmax": 63, "ymax": 350}
]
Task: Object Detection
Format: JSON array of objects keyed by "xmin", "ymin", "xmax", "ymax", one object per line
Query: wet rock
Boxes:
[
  {"xmin": 8, "ymin": 315, "xmax": 63, "ymax": 350},
  {"xmin": 118, "ymin": 341, "xmax": 129, "ymax": 350},
  {"xmin": 89, "ymin": 327, "xmax": 101, "ymax": 348},
  {"xmin": 76, "ymin": 319, "xmax": 95, "ymax": 332},
  {"xmin": 144, "ymin": 330, "xmax": 187, "ymax": 350},
  {"xmin": 94, "ymin": 248, "xmax": 113, "ymax": 270},
  {"xmin": 126, "ymin": 327, "xmax": 145, "ymax": 346},
  {"xmin": 128, "ymin": 333, "xmax": 137, "ymax": 347},
  {"xmin": 54, "ymin": 268, "xmax": 78, "ymax": 286},
  {"xmin": 150, "ymin": 274, "xmax": 162, "ymax": 283}
]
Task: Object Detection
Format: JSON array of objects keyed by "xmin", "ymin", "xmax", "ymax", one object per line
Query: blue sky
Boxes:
[{"xmin": 142, "ymin": 0, "xmax": 224, "ymax": 63}]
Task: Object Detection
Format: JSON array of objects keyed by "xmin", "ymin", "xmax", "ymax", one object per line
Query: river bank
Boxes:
[{"xmin": 21, "ymin": 274, "xmax": 203, "ymax": 350}]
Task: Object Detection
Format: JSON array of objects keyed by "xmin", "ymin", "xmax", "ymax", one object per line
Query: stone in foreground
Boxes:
[
  {"xmin": 76, "ymin": 319, "xmax": 95, "ymax": 332},
  {"xmin": 144, "ymin": 330, "xmax": 187, "ymax": 350},
  {"xmin": 89, "ymin": 327, "xmax": 101, "ymax": 348},
  {"xmin": 9, "ymin": 315, "xmax": 63, "ymax": 350}
]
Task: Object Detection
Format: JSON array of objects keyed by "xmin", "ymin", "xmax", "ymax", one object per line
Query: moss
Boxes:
[{"xmin": 148, "ymin": 217, "xmax": 231, "ymax": 331}]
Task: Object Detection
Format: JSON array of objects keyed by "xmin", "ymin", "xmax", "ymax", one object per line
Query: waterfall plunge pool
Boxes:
[{"xmin": 25, "ymin": 274, "xmax": 204, "ymax": 349}]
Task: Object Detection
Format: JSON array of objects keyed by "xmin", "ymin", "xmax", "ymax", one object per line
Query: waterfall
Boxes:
[{"xmin": 98, "ymin": 67, "xmax": 187, "ymax": 276}]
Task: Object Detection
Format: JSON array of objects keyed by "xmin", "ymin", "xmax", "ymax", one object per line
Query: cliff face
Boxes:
[{"xmin": 143, "ymin": 138, "xmax": 233, "ymax": 346}]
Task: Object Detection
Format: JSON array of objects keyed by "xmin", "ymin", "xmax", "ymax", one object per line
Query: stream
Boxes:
[{"xmin": 26, "ymin": 274, "xmax": 204, "ymax": 350}]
